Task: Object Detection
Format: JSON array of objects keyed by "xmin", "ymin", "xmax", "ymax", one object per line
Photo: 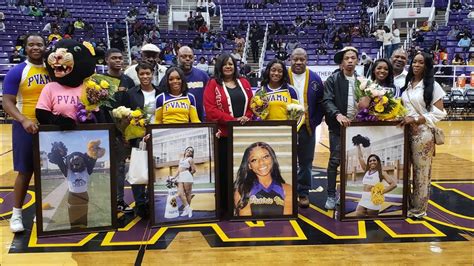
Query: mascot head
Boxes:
[
  {"xmin": 67, "ymin": 152, "xmax": 88, "ymax": 173},
  {"xmin": 46, "ymin": 39, "xmax": 97, "ymax": 87}
]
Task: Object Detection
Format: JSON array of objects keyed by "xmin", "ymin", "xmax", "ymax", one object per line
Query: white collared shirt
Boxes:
[
  {"xmin": 393, "ymin": 70, "xmax": 408, "ymax": 97},
  {"xmin": 292, "ymin": 72, "xmax": 306, "ymax": 102}
]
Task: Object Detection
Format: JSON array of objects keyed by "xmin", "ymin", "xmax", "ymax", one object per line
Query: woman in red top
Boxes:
[{"xmin": 203, "ymin": 53, "xmax": 253, "ymax": 217}]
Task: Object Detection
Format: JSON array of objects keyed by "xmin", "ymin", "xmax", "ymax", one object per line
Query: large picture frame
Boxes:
[
  {"xmin": 147, "ymin": 123, "xmax": 219, "ymax": 226},
  {"xmin": 340, "ymin": 121, "xmax": 409, "ymax": 221},
  {"xmin": 228, "ymin": 120, "xmax": 298, "ymax": 221},
  {"xmin": 33, "ymin": 124, "xmax": 117, "ymax": 237}
]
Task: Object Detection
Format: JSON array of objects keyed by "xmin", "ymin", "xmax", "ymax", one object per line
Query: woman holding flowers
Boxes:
[
  {"xmin": 203, "ymin": 53, "xmax": 253, "ymax": 216},
  {"xmin": 356, "ymin": 144, "xmax": 397, "ymax": 217},
  {"xmin": 398, "ymin": 52, "xmax": 446, "ymax": 219},
  {"xmin": 255, "ymin": 59, "xmax": 304, "ymax": 130},
  {"xmin": 123, "ymin": 61, "xmax": 160, "ymax": 218},
  {"xmin": 370, "ymin": 58, "xmax": 396, "ymax": 95},
  {"xmin": 155, "ymin": 67, "xmax": 200, "ymax": 124}
]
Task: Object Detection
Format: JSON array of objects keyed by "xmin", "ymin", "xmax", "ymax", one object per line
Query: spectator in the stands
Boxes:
[
  {"xmin": 214, "ymin": 33, "xmax": 226, "ymax": 50},
  {"xmin": 430, "ymin": 39, "xmax": 443, "ymax": 53},
  {"xmin": 238, "ymin": 19, "xmax": 247, "ymax": 32},
  {"xmin": 430, "ymin": 21, "xmax": 438, "ymax": 32},
  {"xmin": 0, "ymin": 13, "xmax": 4, "ymax": 32},
  {"xmin": 450, "ymin": 0, "xmax": 463, "ymax": 12},
  {"xmin": 275, "ymin": 47, "xmax": 289, "ymax": 61},
  {"xmin": 239, "ymin": 61, "xmax": 252, "ymax": 77},
  {"xmin": 333, "ymin": 36, "xmax": 343, "ymax": 50},
  {"xmin": 196, "ymin": 56, "xmax": 210, "ymax": 73},
  {"xmin": 187, "ymin": 11, "xmax": 195, "ymax": 30},
  {"xmin": 360, "ymin": 52, "xmax": 373, "ymax": 76},
  {"xmin": 439, "ymin": 47, "xmax": 448, "ymax": 62},
  {"xmin": 419, "ymin": 21, "xmax": 430, "ymax": 32},
  {"xmin": 29, "ymin": 6, "xmax": 43, "ymax": 20},
  {"xmin": 198, "ymin": 22, "xmax": 209, "ymax": 35},
  {"xmin": 448, "ymin": 25, "xmax": 460, "ymax": 39},
  {"xmin": 202, "ymin": 37, "xmax": 214, "ymax": 50},
  {"xmin": 306, "ymin": 3, "xmax": 314, "ymax": 12},
  {"xmin": 452, "ymin": 53, "xmax": 465, "ymax": 65},
  {"xmin": 145, "ymin": 6, "xmax": 157, "ymax": 19},
  {"xmin": 125, "ymin": 11, "xmax": 137, "ymax": 23},
  {"xmin": 130, "ymin": 43, "xmax": 141, "ymax": 58},
  {"xmin": 231, "ymin": 48, "xmax": 242, "ymax": 61},
  {"xmin": 192, "ymin": 35, "xmax": 203, "ymax": 49},
  {"xmin": 208, "ymin": 0, "xmax": 217, "ymax": 17},
  {"xmin": 293, "ymin": 15, "xmax": 304, "ymax": 28},
  {"xmin": 234, "ymin": 34, "xmax": 245, "ymax": 54},
  {"xmin": 194, "ymin": 12, "xmax": 205, "ymax": 30},
  {"xmin": 47, "ymin": 28, "xmax": 62, "ymax": 42},
  {"xmin": 316, "ymin": 1, "xmax": 323, "ymax": 11},
  {"xmin": 74, "ymin": 18, "xmax": 85, "ymax": 29},
  {"xmin": 391, "ymin": 24, "xmax": 401, "ymax": 52},
  {"xmin": 317, "ymin": 43, "xmax": 328, "ymax": 55},
  {"xmin": 9, "ymin": 49, "xmax": 25, "ymax": 64},
  {"xmin": 335, "ymin": 0, "xmax": 346, "ymax": 11},
  {"xmin": 435, "ymin": 60, "xmax": 453, "ymax": 87},
  {"xmin": 373, "ymin": 25, "xmax": 384, "ymax": 48},
  {"xmin": 412, "ymin": 29, "xmax": 424, "ymax": 45},
  {"xmin": 468, "ymin": 53, "xmax": 474, "ymax": 65},
  {"xmin": 149, "ymin": 26, "xmax": 160, "ymax": 43},
  {"xmin": 286, "ymin": 39, "xmax": 300, "ymax": 53},
  {"xmin": 458, "ymin": 35, "xmax": 471, "ymax": 52},
  {"xmin": 110, "ymin": 32, "xmax": 125, "ymax": 52}
]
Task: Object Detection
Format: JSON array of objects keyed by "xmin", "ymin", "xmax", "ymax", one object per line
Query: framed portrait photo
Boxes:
[
  {"xmin": 147, "ymin": 123, "xmax": 219, "ymax": 226},
  {"xmin": 340, "ymin": 121, "xmax": 409, "ymax": 221},
  {"xmin": 228, "ymin": 121, "xmax": 297, "ymax": 221},
  {"xmin": 33, "ymin": 124, "xmax": 117, "ymax": 237}
]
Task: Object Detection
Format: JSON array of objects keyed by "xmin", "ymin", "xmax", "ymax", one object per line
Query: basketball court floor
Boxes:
[{"xmin": 0, "ymin": 121, "xmax": 472, "ymax": 265}]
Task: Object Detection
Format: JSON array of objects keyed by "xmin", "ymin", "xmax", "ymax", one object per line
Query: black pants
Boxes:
[{"xmin": 67, "ymin": 191, "xmax": 89, "ymax": 228}]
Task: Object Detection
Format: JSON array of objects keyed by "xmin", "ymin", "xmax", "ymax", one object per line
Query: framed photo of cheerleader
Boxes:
[
  {"xmin": 228, "ymin": 120, "xmax": 298, "ymax": 221},
  {"xmin": 340, "ymin": 121, "xmax": 409, "ymax": 221},
  {"xmin": 147, "ymin": 123, "xmax": 219, "ymax": 226},
  {"xmin": 33, "ymin": 124, "xmax": 117, "ymax": 237}
]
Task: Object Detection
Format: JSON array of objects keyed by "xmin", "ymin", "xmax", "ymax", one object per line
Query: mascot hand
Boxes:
[
  {"xmin": 87, "ymin": 140, "xmax": 106, "ymax": 159},
  {"xmin": 48, "ymin": 142, "xmax": 67, "ymax": 164}
]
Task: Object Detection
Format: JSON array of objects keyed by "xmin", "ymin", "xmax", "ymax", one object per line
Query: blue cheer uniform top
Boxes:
[{"xmin": 248, "ymin": 180, "xmax": 285, "ymax": 216}]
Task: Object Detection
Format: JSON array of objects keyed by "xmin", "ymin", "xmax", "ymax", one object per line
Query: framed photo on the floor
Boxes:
[
  {"xmin": 228, "ymin": 121, "xmax": 297, "ymax": 221},
  {"xmin": 340, "ymin": 121, "xmax": 409, "ymax": 221},
  {"xmin": 33, "ymin": 124, "xmax": 117, "ymax": 237},
  {"xmin": 147, "ymin": 123, "xmax": 219, "ymax": 226}
]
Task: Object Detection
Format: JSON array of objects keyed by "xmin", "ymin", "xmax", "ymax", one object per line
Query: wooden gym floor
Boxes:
[{"xmin": 0, "ymin": 121, "xmax": 472, "ymax": 265}]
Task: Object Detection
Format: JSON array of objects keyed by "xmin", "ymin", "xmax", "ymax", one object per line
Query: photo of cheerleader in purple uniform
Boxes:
[{"xmin": 233, "ymin": 142, "xmax": 292, "ymax": 216}]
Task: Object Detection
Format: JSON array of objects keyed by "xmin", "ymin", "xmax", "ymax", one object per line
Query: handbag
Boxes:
[
  {"xmin": 406, "ymin": 89, "xmax": 445, "ymax": 145},
  {"xmin": 126, "ymin": 141, "xmax": 149, "ymax": 184}
]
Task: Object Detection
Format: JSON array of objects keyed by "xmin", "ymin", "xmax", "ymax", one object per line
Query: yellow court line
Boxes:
[
  {"xmin": 298, "ymin": 214, "xmax": 367, "ymax": 239},
  {"xmin": 309, "ymin": 204, "xmax": 334, "ymax": 218},
  {"xmin": 431, "ymin": 182, "xmax": 474, "ymax": 201},
  {"xmin": 429, "ymin": 200, "xmax": 474, "ymax": 220},
  {"xmin": 101, "ymin": 227, "xmax": 168, "ymax": 246},
  {"xmin": 28, "ymin": 224, "xmax": 98, "ymax": 247},
  {"xmin": 173, "ymin": 221, "xmax": 307, "ymax": 242},
  {"xmin": 245, "ymin": 221, "xmax": 265, "ymax": 227},
  {"xmin": 118, "ymin": 216, "xmax": 142, "ymax": 231},
  {"xmin": 117, "ymin": 202, "xmax": 136, "ymax": 219},
  {"xmin": 424, "ymin": 216, "xmax": 474, "ymax": 232},
  {"xmin": 0, "ymin": 189, "xmax": 35, "ymax": 217},
  {"xmin": 374, "ymin": 218, "xmax": 446, "ymax": 238}
]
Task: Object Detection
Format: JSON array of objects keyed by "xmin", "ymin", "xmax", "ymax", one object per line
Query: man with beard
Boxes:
[
  {"xmin": 288, "ymin": 48, "xmax": 325, "ymax": 208},
  {"xmin": 125, "ymin": 43, "xmax": 167, "ymax": 87},
  {"xmin": 2, "ymin": 34, "xmax": 50, "ymax": 232},
  {"xmin": 161, "ymin": 46, "xmax": 209, "ymax": 121},
  {"xmin": 390, "ymin": 48, "xmax": 408, "ymax": 98},
  {"xmin": 322, "ymin": 46, "xmax": 359, "ymax": 209}
]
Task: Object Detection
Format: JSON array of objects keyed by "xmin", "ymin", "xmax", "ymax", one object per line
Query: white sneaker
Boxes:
[
  {"xmin": 181, "ymin": 206, "xmax": 190, "ymax": 217},
  {"xmin": 10, "ymin": 216, "xmax": 24, "ymax": 233},
  {"xmin": 188, "ymin": 207, "xmax": 193, "ymax": 218}
]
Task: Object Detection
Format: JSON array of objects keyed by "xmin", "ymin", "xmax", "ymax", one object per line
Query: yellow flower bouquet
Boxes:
[
  {"xmin": 250, "ymin": 89, "xmax": 269, "ymax": 120},
  {"xmin": 111, "ymin": 107, "xmax": 150, "ymax": 140},
  {"xmin": 354, "ymin": 77, "xmax": 406, "ymax": 121},
  {"xmin": 80, "ymin": 74, "xmax": 118, "ymax": 111}
]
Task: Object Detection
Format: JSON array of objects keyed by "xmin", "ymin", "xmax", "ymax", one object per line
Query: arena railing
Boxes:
[
  {"xmin": 155, "ymin": 4, "xmax": 160, "ymax": 25},
  {"xmin": 434, "ymin": 65, "xmax": 474, "ymax": 91},
  {"xmin": 168, "ymin": 5, "xmax": 173, "ymax": 30},
  {"xmin": 445, "ymin": 0, "xmax": 451, "ymax": 26},
  {"xmin": 257, "ymin": 23, "xmax": 269, "ymax": 78},
  {"xmin": 242, "ymin": 23, "xmax": 250, "ymax": 64},
  {"xmin": 125, "ymin": 20, "xmax": 131, "ymax": 66},
  {"xmin": 219, "ymin": 5, "xmax": 223, "ymax": 31},
  {"xmin": 105, "ymin": 21, "xmax": 111, "ymax": 49},
  {"xmin": 428, "ymin": 1, "xmax": 436, "ymax": 23}
]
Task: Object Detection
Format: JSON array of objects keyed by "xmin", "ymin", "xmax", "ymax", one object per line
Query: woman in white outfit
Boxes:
[
  {"xmin": 355, "ymin": 144, "xmax": 397, "ymax": 217},
  {"xmin": 172, "ymin": 147, "xmax": 196, "ymax": 217}
]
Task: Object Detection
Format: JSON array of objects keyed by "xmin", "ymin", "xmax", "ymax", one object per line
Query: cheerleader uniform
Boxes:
[
  {"xmin": 358, "ymin": 171, "xmax": 382, "ymax": 211},
  {"xmin": 247, "ymin": 180, "xmax": 285, "ymax": 216},
  {"xmin": 177, "ymin": 157, "xmax": 194, "ymax": 183},
  {"xmin": 155, "ymin": 92, "xmax": 201, "ymax": 124},
  {"xmin": 257, "ymin": 85, "xmax": 304, "ymax": 130}
]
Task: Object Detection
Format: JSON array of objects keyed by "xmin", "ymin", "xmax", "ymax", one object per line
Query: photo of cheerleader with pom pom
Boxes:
[
  {"xmin": 34, "ymin": 125, "xmax": 116, "ymax": 236},
  {"xmin": 340, "ymin": 122, "xmax": 409, "ymax": 221}
]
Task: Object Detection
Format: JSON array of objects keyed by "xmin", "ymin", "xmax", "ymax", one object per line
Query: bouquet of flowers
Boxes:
[
  {"xmin": 80, "ymin": 74, "xmax": 118, "ymax": 111},
  {"xmin": 111, "ymin": 107, "xmax": 150, "ymax": 140},
  {"xmin": 354, "ymin": 77, "xmax": 406, "ymax": 121},
  {"xmin": 371, "ymin": 182, "xmax": 385, "ymax": 205},
  {"xmin": 287, "ymin": 103, "xmax": 304, "ymax": 121},
  {"xmin": 250, "ymin": 89, "xmax": 269, "ymax": 120}
]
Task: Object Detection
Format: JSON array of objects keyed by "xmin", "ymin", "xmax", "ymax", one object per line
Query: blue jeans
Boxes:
[
  {"xmin": 384, "ymin": 44, "xmax": 392, "ymax": 58},
  {"xmin": 132, "ymin": 184, "xmax": 147, "ymax": 206},
  {"xmin": 297, "ymin": 127, "xmax": 316, "ymax": 197},
  {"xmin": 326, "ymin": 131, "xmax": 341, "ymax": 198}
]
